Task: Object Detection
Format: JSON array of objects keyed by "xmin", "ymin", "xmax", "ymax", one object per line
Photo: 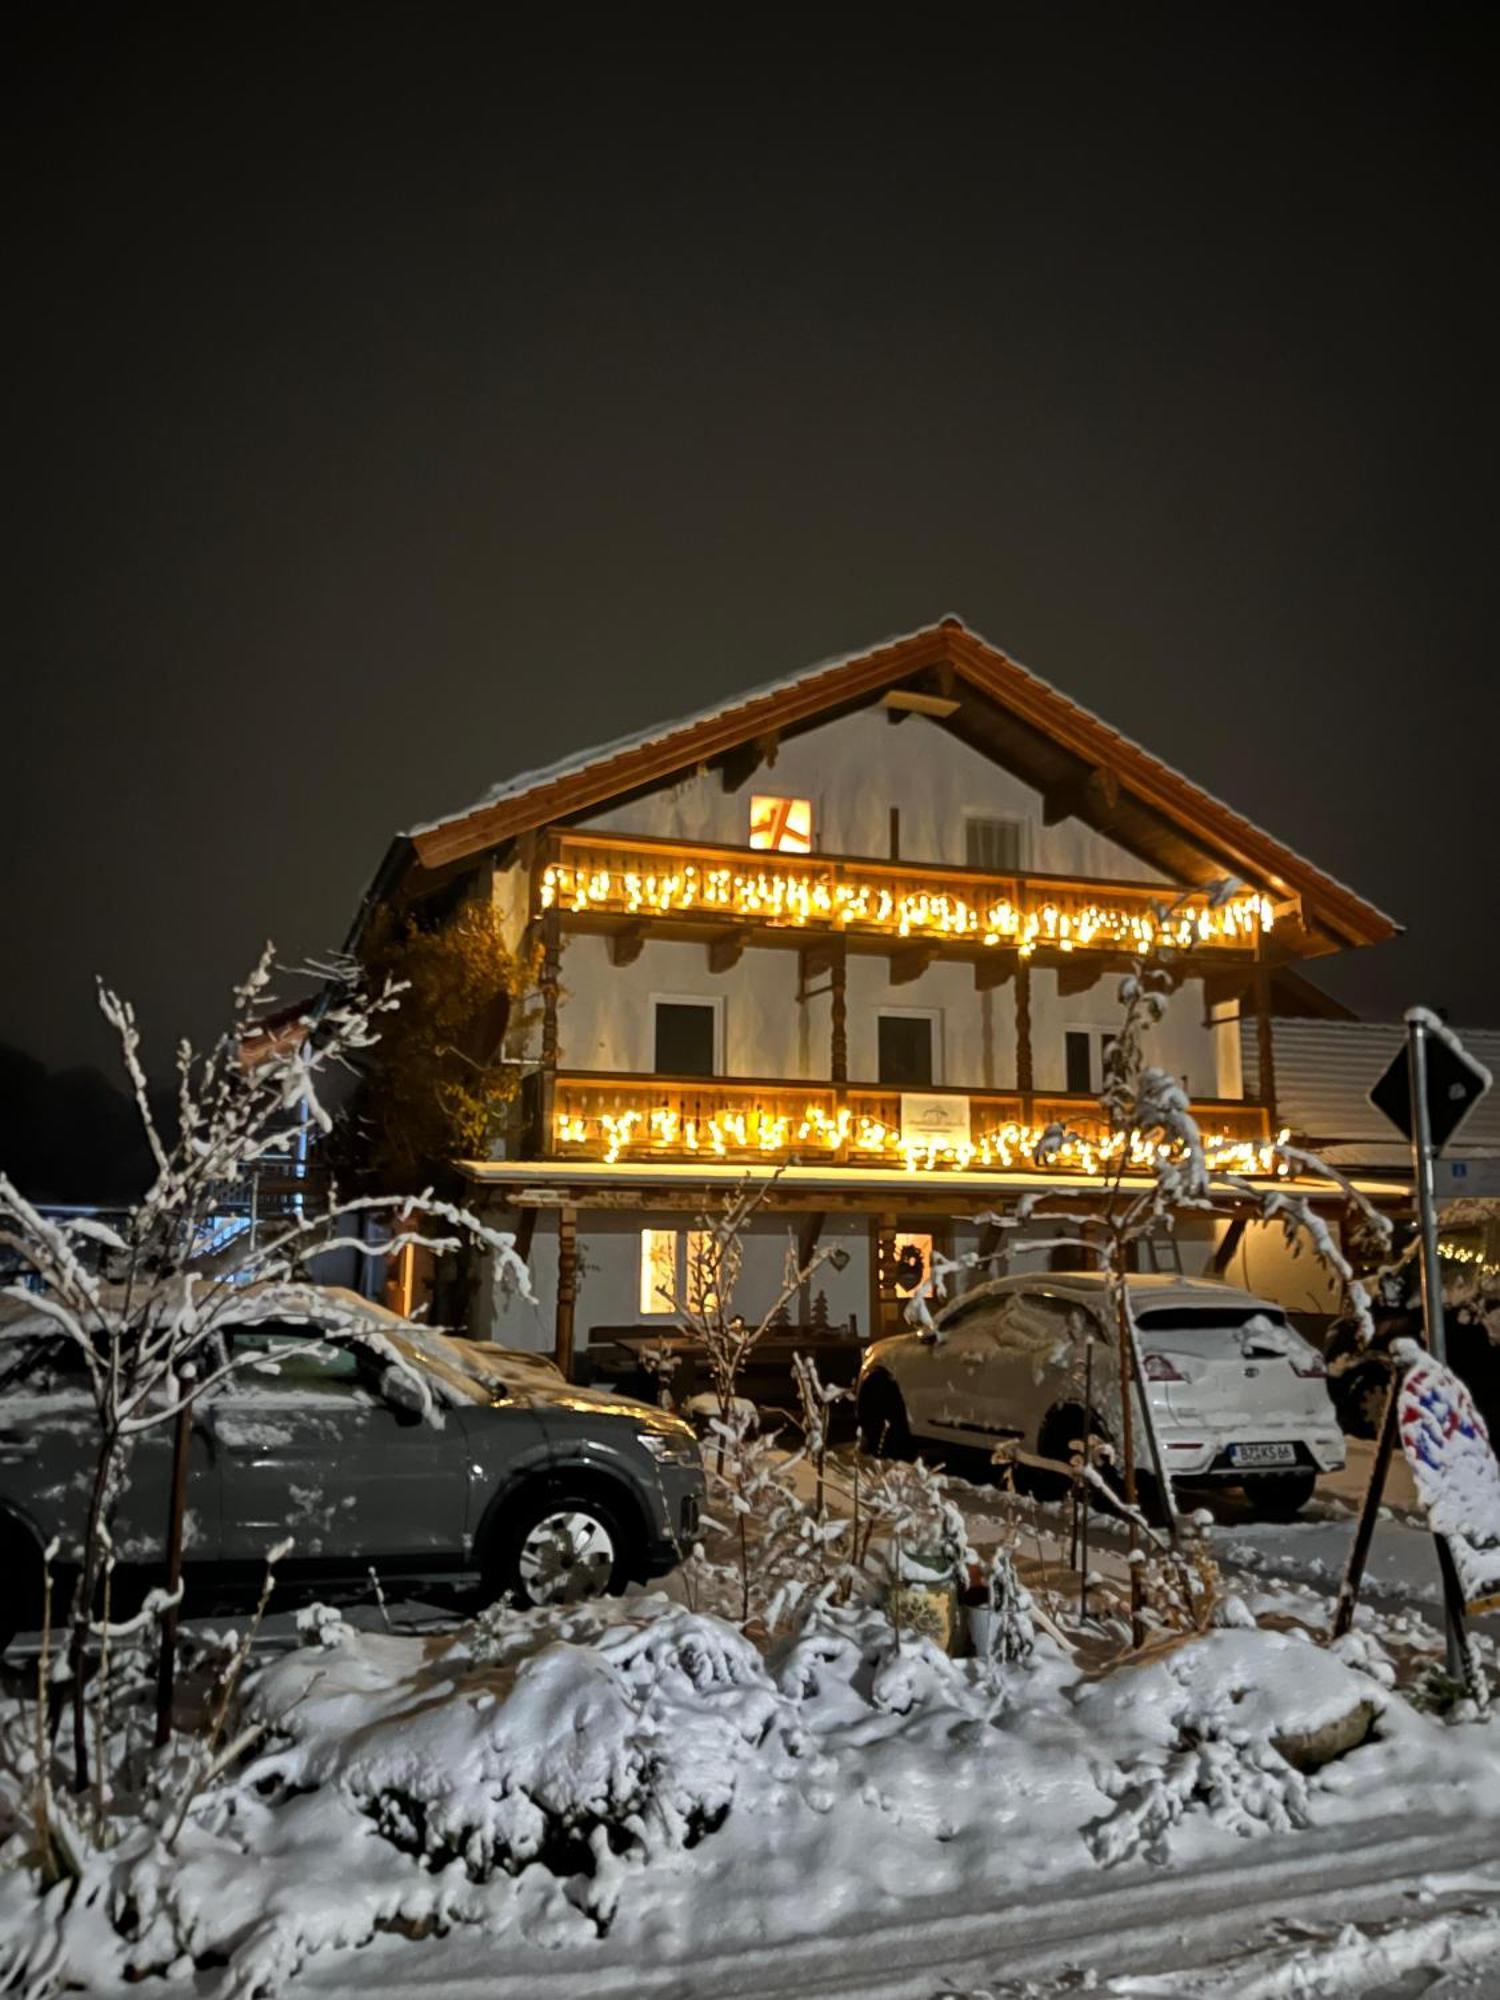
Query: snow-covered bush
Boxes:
[
  {"xmin": 1076, "ymin": 1627, "xmax": 1386, "ymax": 1867},
  {"xmin": 1085, "ymin": 1704, "xmax": 1310, "ymax": 1866},
  {"xmin": 251, "ymin": 1606, "xmax": 788, "ymax": 1928}
]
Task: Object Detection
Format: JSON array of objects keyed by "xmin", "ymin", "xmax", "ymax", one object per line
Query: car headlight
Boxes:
[{"xmin": 637, "ymin": 1429, "xmax": 700, "ymax": 1465}]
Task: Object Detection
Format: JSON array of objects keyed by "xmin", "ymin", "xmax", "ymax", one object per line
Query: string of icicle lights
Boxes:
[
  {"xmin": 538, "ymin": 856, "xmax": 1273, "ymax": 955},
  {"xmin": 553, "ymin": 1099, "xmax": 1287, "ymax": 1177}
]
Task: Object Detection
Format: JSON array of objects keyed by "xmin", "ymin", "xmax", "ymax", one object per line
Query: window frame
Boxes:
[
  {"xmin": 962, "ymin": 811, "xmax": 1028, "ymax": 874},
  {"xmin": 876, "ymin": 1005, "xmax": 943, "ymax": 1088},
  {"xmin": 650, "ymin": 993, "xmax": 724, "ymax": 1077},
  {"xmin": 1062, "ymin": 1024, "xmax": 1117, "ymax": 1095},
  {"xmin": 748, "ymin": 793, "xmax": 816, "ymax": 854}
]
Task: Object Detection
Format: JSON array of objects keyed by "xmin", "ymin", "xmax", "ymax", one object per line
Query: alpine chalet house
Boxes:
[{"xmin": 352, "ymin": 620, "xmax": 1400, "ymax": 1370}]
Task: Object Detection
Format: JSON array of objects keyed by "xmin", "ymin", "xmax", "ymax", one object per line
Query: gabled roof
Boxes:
[{"xmin": 393, "ymin": 617, "xmax": 1398, "ymax": 953}]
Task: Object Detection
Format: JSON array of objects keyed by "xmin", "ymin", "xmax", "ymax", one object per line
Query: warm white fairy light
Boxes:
[
  {"xmin": 553, "ymin": 1090, "xmax": 1287, "ymax": 1178},
  {"xmin": 538, "ymin": 850, "xmax": 1272, "ymax": 956}
]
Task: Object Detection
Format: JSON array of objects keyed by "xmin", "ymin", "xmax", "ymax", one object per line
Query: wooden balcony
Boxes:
[
  {"xmin": 548, "ymin": 1071, "xmax": 1276, "ymax": 1178},
  {"xmin": 537, "ymin": 829, "xmax": 1279, "ymax": 970}
]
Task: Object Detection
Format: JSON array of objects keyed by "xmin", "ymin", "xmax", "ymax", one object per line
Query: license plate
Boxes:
[{"xmin": 1230, "ymin": 1441, "xmax": 1298, "ymax": 1468}]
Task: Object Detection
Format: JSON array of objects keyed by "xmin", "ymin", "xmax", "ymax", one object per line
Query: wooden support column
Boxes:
[
  {"xmin": 1014, "ymin": 956, "xmax": 1034, "ymax": 1104},
  {"xmin": 1253, "ymin": 943, "xmax": 1278, "ymax": 1131},
  {"xmin": 539, "ymin": 904, "xmax": 561, "ymax": 1154},
  {"xmin": 554, "ymin": 1206, "xmax": 578, "ymax": 1381},
  {"xmin": 830, "ymin": 942, "xmax": 848, "ymax": 1084}
]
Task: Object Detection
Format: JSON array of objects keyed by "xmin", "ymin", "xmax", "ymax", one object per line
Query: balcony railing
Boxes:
[
  {"xmin": 548, "ymin": 1071, "xmax": 1277, "ymax": 1178},
  {"xmin": 538, "ymin": 830, "xmax": 1275, "ymax": 961}
]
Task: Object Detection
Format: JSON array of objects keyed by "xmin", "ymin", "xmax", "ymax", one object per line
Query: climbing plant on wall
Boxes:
[{"xmin": 357, "ymin": 895, "xmax": 539, "ymax": 1190}]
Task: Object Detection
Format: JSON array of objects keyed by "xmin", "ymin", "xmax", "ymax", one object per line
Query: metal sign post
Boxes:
[
  {"xmin": 1367, "ymin": 1011, "xmax": 1494, "ymax": 1689},
  {"xmin": 1408, "ymin": 1017, "xmax": 1462, "ymax": 1680}
]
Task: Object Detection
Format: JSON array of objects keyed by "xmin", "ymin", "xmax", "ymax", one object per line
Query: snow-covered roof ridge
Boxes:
[
  {"xmin": 398, "ymin": 614, "xmax": 1398, "ymax": 946},
  {"xmin": 405, "ymin": 616, "xmax": 961, "ymax": 838}
]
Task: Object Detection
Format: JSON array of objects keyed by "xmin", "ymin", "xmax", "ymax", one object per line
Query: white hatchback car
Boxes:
[{"xmin": 857, "ymin": 1271, "xmax": 1345, "ymax": 1517}]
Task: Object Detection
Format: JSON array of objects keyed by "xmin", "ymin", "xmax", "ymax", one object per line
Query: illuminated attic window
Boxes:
[{"xmin": 749, "ymin": 795, "xmax": 813, "ymax": 853}]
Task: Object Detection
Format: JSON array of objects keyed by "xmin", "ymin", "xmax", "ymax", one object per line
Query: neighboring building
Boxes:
[
  {"xmin": 352, "ymin": 618, "xmax": 1403, "ymax": 1361},
  {"xmin": 1240, "ymin": 1016, "xmax": 1500, "ymax": 1199}
]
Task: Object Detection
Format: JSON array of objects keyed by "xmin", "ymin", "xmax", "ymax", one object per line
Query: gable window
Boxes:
[
  {"xmin": 750, "ymin": 795, "xmax": 813, "ymax": 854},
  {"xmin": 654, "ymin": 998, "xmax": 720, "ymax": 1077},
  {"xmin": 964, "ymin": 814, "xmax": 1024, "ymax": 873},
  {"xmin": 1064, "ymin": 1028, "xmax": 1116, "ymax": 1094},
  {"xmin": 878, "ymin": 1010, "xmax": 936, "ymax": 1088}
]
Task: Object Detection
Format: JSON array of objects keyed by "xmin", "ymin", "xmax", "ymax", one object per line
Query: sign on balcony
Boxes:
[{"xmin": 900, "ymin": 1093, "xmax": 972, "ymax": 1149}]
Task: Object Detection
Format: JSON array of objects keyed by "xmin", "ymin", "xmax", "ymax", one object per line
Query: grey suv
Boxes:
[{"xmin": 0, "ymin": 1293, "xmax": 703, "ymax": 1647}]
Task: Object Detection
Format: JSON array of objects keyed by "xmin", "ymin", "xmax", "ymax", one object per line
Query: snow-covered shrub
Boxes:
[
  {"xmin": 247, "ymin": 1608, "xmax": 789, "ymax": 1929},
  {"xmin": 1076, "ymin": 1628, "xmax": 1385, "ymax": 1867},
  {"xmin": 1085, "ymin": 1705, "xmax": 1310, "ymax": 1866},
  {"xmin": 968, "ymin": 1548, "xmax": 1036, "ymax": 1667}
]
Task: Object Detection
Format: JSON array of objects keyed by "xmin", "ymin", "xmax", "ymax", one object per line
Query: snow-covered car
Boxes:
[
  {"xmin": 857, "ymin": 1272, "xmax": 1345, "ymax": 1517},
  {"xmin": 0, "ymin": 1291, "xmax": 703, "ymax": 1648}
]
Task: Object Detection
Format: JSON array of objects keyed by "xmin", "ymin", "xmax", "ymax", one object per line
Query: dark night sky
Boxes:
[{"xmin": 7, "ymin": 4, "xmax": 1498, "ymax": 1078}]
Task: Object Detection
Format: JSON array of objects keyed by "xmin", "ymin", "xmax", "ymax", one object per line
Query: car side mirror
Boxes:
[{"xmin": 380, "ymin": 1367, "xmax": 427, "ymax": 1425}]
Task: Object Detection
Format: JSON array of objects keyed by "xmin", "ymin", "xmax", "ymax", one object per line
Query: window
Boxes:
[
  {"xmin": 654, "ymin": 999, "xmax": 719, "ymax": 1077},
  {"xmin": 639, "ymin": 1228, "xmax": 716, "ymax": 1316},
  {"xmin": 639, "ymin": 1229, "xmax": 679, "ymax": 1314},
  {"xmin": 878, "ymin": 1011, "xmax": 935, "ymax": 1087},
  {"xmin": 964, "ymin": 814, "xmax": 1024, "ymax": 873},
  {"xmin": 749, "ymin": 795, "xmax": 813, "ymax": 853},
  {"xmin": 891, "ymin": 1231, "xmax": 933, "ymax": 1296},
  {"xmin": 228, "ymin": 1326, "xmax": 361, "ymax": 1388},
  {"xmin": 1064, "ymin": 1028, "xmax": 1116, "ymax": 1093}
]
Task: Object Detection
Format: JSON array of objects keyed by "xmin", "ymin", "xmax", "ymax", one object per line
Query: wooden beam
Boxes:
[
  {"xmin": 1043, "ymin": 764, "xmax": 1121, "ymax": 829},
  {"xmin": 830, "ymin": 941, "xmax": 848, "ymax": 1083},
  {"xmin": 974, "ymin": 953, "xmax": 1016, "ymax": 992},
  {"xmin": 1253, "ymin": 948, "xmax": 1279, "ymax": 1130},
  {"xmin": 1015, "ymin": 957, "xmax": 1034, "ymax": 1095},
  {"xmin": 719, "ymin": 731, "xmax": 779, "ymax": 793},
  {"xmin": 707, "ymin": 929, "xmax": 750, "ymax": 974},
  {"xmin": 538, "ymin": 903, "xmax": 561, "ymax": 1154},
  {"xmin": 609, "ymin": 923, "xmax": 646, "ymax": 966},
  {"xmin": 881, "ymin": 687, "xmax": 961, "ymax": 720},
  {"xmin": 888, "ymin": 943, "xmax": 935, "ymax": 986},
  {"xmin": 799, "ymin": 941, "xmax": 836, "ymax": 983},
  {"xmin": 1055, "ymin": 957, "xmax": 1105, "ymax": 998}
]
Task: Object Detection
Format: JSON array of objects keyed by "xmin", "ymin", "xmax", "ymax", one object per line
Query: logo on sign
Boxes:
[{"xmin": 900, "ymin": 1094, "xmax": 972, "ymax": 1149}]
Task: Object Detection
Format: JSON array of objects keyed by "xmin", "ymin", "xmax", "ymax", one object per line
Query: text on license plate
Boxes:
[{"xmin": 1230, "ymin": 1441, "xmax": 1298, "ymax": 1468}]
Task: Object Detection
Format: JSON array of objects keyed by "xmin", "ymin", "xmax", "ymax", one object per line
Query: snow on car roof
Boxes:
[{"xmin": 938, "ymin": 1270, "xmax": 1278, "ymax": 1320}]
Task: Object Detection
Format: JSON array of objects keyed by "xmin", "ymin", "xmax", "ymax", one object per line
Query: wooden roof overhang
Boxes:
[
  {"xmin": 457, "ymin": 1157, "xmax": 1410, "ymax": 1219},
  {"xmin": 368, "ymin": 620, "xmax": 1398, "ymax": 964}
]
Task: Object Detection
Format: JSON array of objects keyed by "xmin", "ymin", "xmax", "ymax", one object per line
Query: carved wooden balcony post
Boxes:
[{"xmin": 1015, "ymin": 955, "xmax": 1034, "ymax": 1115}]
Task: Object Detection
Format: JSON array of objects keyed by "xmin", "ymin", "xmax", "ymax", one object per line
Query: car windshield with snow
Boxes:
[
  {"xmin": 0, "ymin": 1288, "xmax": 703, "ymax": 1647},
  {"xmin": 857, "ymin": 1272, "xmax": 1345, "ymax": 1517}
]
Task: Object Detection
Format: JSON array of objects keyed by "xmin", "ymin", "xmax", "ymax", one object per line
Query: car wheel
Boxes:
[
  {"xmin": 857, "ymin": 1376, "xmax": 912, "ymax": 1459},
  {"xmin": 1241, "ymin": 1470, "xmax": 1317, "ymax": 1520},
  {"xmin": 483, "ymin": 1485, "xmax": 635, "ymax": 1609}
]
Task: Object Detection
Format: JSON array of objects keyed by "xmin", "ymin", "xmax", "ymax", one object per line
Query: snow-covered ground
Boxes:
[{"xmin": 7, "ymin": 1453, "xmax": 1500, "ymax": 1999}]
